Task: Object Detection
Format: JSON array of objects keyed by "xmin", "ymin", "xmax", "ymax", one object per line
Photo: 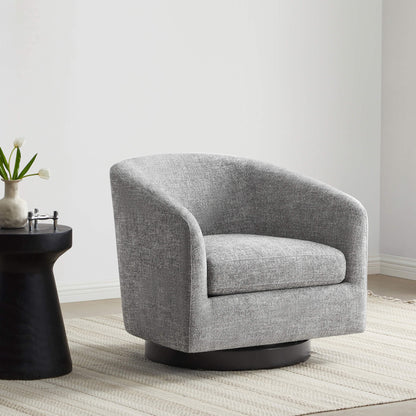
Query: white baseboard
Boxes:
[
  {"xmin": 368, "ymin": 254, "xmax": 416, "ymax": 281},
  {"xmin": 368, "ymin": 255, "xmax": 381, "ymax": 275},
  {"xmin": 58, "ymin": 282, "xmax": 120, "ymax": 304},
  {"xmin": 378, "ymin": 254, "xmax": 416, "ymax": 281}
]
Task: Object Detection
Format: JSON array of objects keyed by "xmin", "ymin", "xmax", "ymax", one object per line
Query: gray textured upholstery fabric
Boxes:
[
  {"xmin": 110, "ymin": 154, "xmax": 368, "ymax": 353},
  {"xmin": 205, "ymin": 234, "xmax": 346, "ymax": 296}
]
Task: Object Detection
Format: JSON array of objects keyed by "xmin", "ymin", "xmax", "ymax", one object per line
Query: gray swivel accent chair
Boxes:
[{"xmin": 110, "ymin": 154, "xmax": 368, "ymax": 370}]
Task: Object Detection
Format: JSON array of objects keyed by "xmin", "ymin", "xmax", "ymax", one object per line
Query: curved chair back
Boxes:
[{"xmin": 117, "ymin": 153, "xmax": 265, "ymax": 235}]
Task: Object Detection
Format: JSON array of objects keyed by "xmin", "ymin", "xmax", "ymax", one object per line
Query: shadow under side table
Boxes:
[{"xmin": 0, "ymin": 224, "xmax": 72, "ymax": 379}]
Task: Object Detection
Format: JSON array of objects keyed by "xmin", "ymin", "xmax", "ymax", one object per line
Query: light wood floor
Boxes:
[{"xmin": 61, "ymin": 274, "xmax": 416, "ymax": 416}]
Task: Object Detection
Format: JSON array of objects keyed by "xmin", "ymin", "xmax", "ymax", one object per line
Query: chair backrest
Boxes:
[{"xmin": 122, "ymin": 153, "xmax": 264, "ymax": 235}]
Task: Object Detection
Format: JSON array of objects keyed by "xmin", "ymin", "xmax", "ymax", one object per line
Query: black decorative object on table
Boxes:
[
  {"xmin": 28, "ymin": 208, "xmax": 59, "ymax": 231},
  {"xmin": 0, "ymin": 222, "xmax": 72, "ymax": 380}
]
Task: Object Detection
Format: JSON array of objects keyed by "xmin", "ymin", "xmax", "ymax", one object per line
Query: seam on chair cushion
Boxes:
[
  {"xmin": 210, "ymin": 279, "xmax": 344, "ymax": 293},
  {"xmin": 207, "ymin": 253, "xmax": 344, "ymax": 265}
]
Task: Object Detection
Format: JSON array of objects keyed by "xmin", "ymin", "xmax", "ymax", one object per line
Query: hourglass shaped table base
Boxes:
[{"xmin": 0, "ymin": 225, "xmax": 72, "ymax": 380}]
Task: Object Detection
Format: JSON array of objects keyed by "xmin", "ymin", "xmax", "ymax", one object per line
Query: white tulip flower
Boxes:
[
  {"xmin": 13, "ymin": 137, "xmax": 25, "ymax": 148},
  {"xmin": 38, "ymin": 168, "xmax": 50, "ymax": 180}
]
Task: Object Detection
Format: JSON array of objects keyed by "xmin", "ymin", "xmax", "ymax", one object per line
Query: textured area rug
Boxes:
[{"xmin": 1, "ymin": 294, "xmax": 415, "ymax": 416}]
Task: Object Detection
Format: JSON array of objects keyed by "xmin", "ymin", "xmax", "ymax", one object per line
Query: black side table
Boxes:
[{"xmin": 0, "ymin": 224, "xmax": 72, "ymax": 379}]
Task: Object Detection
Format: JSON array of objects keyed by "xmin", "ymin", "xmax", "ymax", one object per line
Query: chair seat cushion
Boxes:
[{"xmin": 205, "ymin": 234, "xmax": 346, "ymax": 296}]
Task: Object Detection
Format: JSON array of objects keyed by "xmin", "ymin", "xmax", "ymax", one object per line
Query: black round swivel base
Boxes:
[{"xmin": 145, "ymin": 340, "xmax": 311, "ymax": 371}]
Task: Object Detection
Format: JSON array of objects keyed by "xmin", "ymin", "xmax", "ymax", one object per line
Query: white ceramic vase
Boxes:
[{"xmin": 0, "ymin": 180, "xmax": 28, "ymax": 229}]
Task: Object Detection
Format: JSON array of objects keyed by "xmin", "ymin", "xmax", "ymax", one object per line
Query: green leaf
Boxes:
[
  {"xmin": 12, "ymin": 147, "xmax": 21, "ymax": 180},
  {"xmin": 17, "ymin": 153, "xmax": 37, "ymax": 179},
  {"xmin": 0, "ymin": 147, "xmax": 10, "ymax": 177},
  {"xmin": 0, "ymin": 165, "xmax": 7, "ymax": 180},
  {"xmin": 0, "ymin": 161, "xmax": 9, "ymax": 180},
  {"xmin": 0, "ymin": 158, "xmax": 5, "ymax": 177}
]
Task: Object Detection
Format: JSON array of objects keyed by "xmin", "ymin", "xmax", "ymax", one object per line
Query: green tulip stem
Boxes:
[
  {"xmin": 21, "ymin": 173, "xmax": 39, "ymax": 178},
  {"xmin": 8, "ymin": 147, "xmax": 16, "ymax": 169}
]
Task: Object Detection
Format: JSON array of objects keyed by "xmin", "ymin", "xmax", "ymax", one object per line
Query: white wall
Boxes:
[
  {"xmin": 381, "ymin": 0, "xmax": 416, "ymax": 259},
  {"xmin": 0, "ymin": 2, "xmax": 17, "ymax": 139},
  {"xmin": 12, "ymin": 1, "xmax": 381, "ymax": 300}
]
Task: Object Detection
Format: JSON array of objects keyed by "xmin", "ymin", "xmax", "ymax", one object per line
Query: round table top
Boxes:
[{"xmin": 0, "ymin": 224, "xmax": 72, "ymax": 253}]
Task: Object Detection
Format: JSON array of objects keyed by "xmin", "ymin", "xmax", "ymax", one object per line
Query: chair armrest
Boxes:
[
  {"xmin": 253, "ymin": 165, "xmax": 368, "ymax": 287},
  {"xmin": 110, "ymin": 162, "xmax": 206, "ymax": 351}
]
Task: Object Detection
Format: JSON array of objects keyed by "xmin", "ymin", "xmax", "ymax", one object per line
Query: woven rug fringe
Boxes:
[{"xmin": 368, "ymin": 289, "xmax": 416, "ymax": 304}]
